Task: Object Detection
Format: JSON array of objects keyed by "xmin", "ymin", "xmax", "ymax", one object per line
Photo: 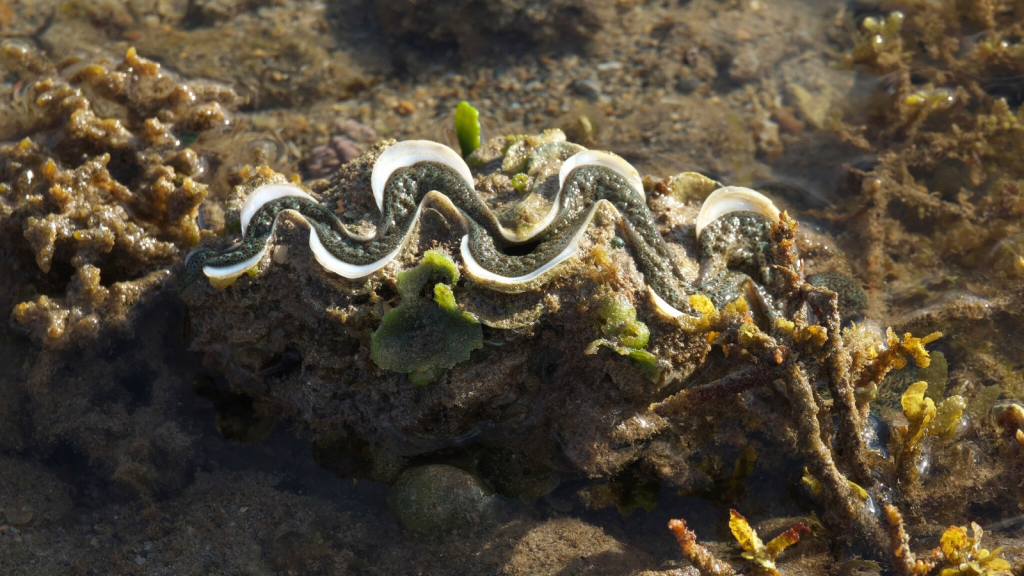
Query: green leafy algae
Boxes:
[
  {"xmin": 370, "ymin": 250, "xmax": 482, "ymax": 385},
  {"xmin": 395, "ymin": 250, "xmax": 459, "ymax": 295}
]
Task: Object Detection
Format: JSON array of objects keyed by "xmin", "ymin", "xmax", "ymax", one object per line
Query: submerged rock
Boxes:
[
  {"xmin": 387, "ymin": 464, "xmax": 495, "ymax": 534},
  {"xmin": 373, "ymin": 0, "xmax": 611, "ymax": 57},
  {"xmin": 0, "ymin": 46, "xmax": 244, "ymax": 345},
  {"xmin": 179, "ymin": 131, "xmax": 858, "ymax": 493},
  {"xmin": 502, "ymin": 517, "xmax": 653, "ymax": 575}
]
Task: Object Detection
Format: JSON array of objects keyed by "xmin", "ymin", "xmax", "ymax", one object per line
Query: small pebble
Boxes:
[
  {"xmin": 570, "ymin": 79, "xmax": 601, "ymax": 101},
  {"xmin": 272, "ymin": 245, "xmax": 290, "ymax": 264},
  {"xmin": 5, "ymin": 500, "xmax": 33, "ymax": 526},
  {"xmin": 676, "ymin": 77, "xmax": 703, "ymax": 94}
]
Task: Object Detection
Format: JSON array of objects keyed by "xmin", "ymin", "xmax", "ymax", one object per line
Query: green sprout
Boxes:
[{"xmin": 454, "ymin": 101, "xmax": 481, "ymax": 158}]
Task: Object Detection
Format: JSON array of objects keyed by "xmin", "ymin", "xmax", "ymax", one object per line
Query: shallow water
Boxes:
[{"xmin": 2, "ymin": 0, "xmax": 1024, "ymax": 574}]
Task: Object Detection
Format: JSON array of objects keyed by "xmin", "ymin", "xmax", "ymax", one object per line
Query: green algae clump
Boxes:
[
  {"xmin": 585, "ymin": 294, "xmax": 661, "ymax": 380},
  {"xmin": 511, "ymin": 172, "xmax": 530, "ymax": 193},
  {"xmin": 370, "ymin": 251, "xmax": 482, "ymax": 385}
]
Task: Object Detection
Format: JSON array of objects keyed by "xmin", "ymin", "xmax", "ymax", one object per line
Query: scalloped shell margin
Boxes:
[
  {"xmin": 559, "ymin": 150, "xmax": 644, "ymax": 199},
  {"xmin": 370, "ymin": 140, "xmax": 474, "ymax": 212},
  {"xmin": 695, "ymin": 186, "xmax": 780, "ymax": 239}
]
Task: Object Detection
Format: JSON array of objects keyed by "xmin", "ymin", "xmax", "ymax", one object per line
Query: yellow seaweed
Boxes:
[
  {"xmin": 729, "ymin": 509, "xmax": 810, "ymax": 576},
  {"xmin": 902, "ymin": 381, "xmax": 936, "ymax": 447},
  {"xmin": 936, "ymin": 523, "xmax": 1012, "ymax": 576}
]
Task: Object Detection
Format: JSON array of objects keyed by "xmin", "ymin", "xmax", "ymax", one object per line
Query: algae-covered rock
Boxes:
[
  {"xmin": 387, "ymin": 464, "xmax": 495, "ymax": 534},
  {"xmin": 502, "ymin": 518, "xmax": 653, "ymax": 576},
  {"xmin": 180, "ymin": 127, "xmax": 870, "ymax": 499},
  {"xmin": 652, "ymin": 171, "xmax": 722, "ymax": 204},
  {"xmin": 370, "ymin": 250, "xmax": 483, "ymax": 385},
  {"xmin": 180, "ymin": 129, "xmax": 829, "ymax": 490},
  {"xmin": 0, "ymin": 46, "xmax": 248, "ymax": 345}
]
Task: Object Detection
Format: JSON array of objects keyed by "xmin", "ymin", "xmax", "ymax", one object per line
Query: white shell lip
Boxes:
[
  {"xmin": 648, "ymin": 287, "xmax": 685, "ymax": 318},
  {"xmin": 308, "ymin": 227, "xmax": 404, "ymax": 278},
  {"xmin": 371, "ymin": 140, "xmax": 474, "ymax": 213},
  {"xmin": 559, "ymin": 150, "xmax": 644, "ymax": 199},
  {"xmin": 695, "ymin": 186, "xmax": 781, "ymax": 240},
  {"xmin": 240, "ymin": 184, "xmax": 315, "ymax": 235},
  {"xmin": 203, "ymin": 242, "xmax": 269, "ymax": 280}
]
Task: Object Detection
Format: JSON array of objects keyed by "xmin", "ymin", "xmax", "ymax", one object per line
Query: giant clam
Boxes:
[{"xmin": 182, "ymin": 140, "xmax": 785, "ymax": 318}]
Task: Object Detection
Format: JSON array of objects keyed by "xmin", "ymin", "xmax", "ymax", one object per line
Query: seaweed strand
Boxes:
[{"xmin": 784, "ymin": 360, "xmax": 887, "ymax": 553}]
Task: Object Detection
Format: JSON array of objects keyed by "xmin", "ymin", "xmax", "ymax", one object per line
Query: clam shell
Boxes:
[
  {"xmin": 461, "ymin": 200, "xmax": 616, "ymax": 286},
  {"xmin": 371, "ymin": 140, "xmax": 474, "ymax": 212},
  {"xmin": 240, "ymin": 183, "xmax": 315, "ymax": 234},
  {"xmin": 648, "ymin": 287, "xmax": 685, "ymax": 318},
  {"xmin": 559, "ymin": 150, "xmax": 644, "ymax": 199},
  {"xmin": 203, "ymin": 244, "xmax": 269, "ymax": 280},
  {"xmin": 511, "ymin": 149, "xmax": 643, "ymax": 244},
  {"xmin": 694, "ymin": 186, "xmax": 780, "ymax": 239},
  {"xmin": 209, "ymin": 143, "xmax": 656, "ymax": 286}
]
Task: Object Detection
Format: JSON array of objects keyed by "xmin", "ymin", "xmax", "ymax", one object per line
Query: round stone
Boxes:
[{"xmin": 387, "ymin": 464, "xmax": 495, "ymax": 534}]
